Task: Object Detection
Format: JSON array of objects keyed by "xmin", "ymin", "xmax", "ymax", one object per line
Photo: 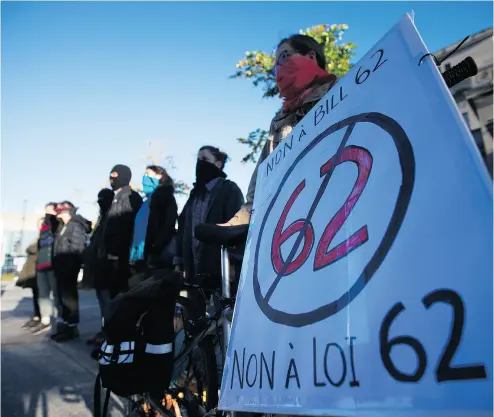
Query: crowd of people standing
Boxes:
[
  {"xmin": 17, "ymin": 145, "xmax": 244, "ymax": 352},
  {"xmin": 12, "ymin": 30, "xmax": 349, "ymax": 417},
  {"xmin": 15, "ymin": 33, "xmax": 338, "ymax": 371}
]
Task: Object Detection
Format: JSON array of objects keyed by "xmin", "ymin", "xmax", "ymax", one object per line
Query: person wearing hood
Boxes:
[
  {"xmin": 173, "ymin": 146, "xmax": 244, "ymax": 284},
  {"xmin": 82, "ymin": 188, "xmax": 114, "ymax": 346},
  {"xmin": 29, "ymin": 202, "xmax": 60, "ymax": 335},
  {"xmin": 51, "ymin": 201, "xmax": 92, "ymax": 342},
  {"xmin": 129, "ymin": 165, "xmax": 178, "ymax": 272},
  {"xmin": 17, "ymin": 229, "xmax": 41, "ymax": 331},
  {"xmin": 97, "ymin": 164, "xmax": 143, "ymax": 299},
  {"xmin": 217, "ymin": 34, "xmax": 337, "ymax": 229},
  {"xmin": 81, "ymin": 188, "xmax": 114, "ymax": 289}
]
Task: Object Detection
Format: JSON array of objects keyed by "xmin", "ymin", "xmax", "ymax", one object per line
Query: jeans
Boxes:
[
  {"xmin": 96, "ymin": 288, "xmax": 111, "ymax": 326},
  {"xmin": 31, "ymin": 284, "xmax": 41, "ymax": 319},
  {"xmin": 37, "ymin": 269, "xmax": 58, "ymax": 322}
]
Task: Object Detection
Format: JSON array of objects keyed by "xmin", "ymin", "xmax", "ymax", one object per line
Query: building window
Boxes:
[
  {"xmin": 462, "ymin": 112, "xmax": 470, "ymax": 128},
  {"xmin": 471, "ymin": 129, "xmax": 487, "ymax": 157},
  {"xmin": 487, "ymin": 120, "xmax": 493, "ymax": 137}
]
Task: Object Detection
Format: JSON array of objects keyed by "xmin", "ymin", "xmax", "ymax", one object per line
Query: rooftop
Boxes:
[{"xmin": 435, "ymin": 27, "xmax": 493, "ymax": 60}]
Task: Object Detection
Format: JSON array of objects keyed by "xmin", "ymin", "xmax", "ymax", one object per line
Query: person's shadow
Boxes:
[{"xmin": 1, "ymin": 349, "xmax": 126, "ymax": 417}]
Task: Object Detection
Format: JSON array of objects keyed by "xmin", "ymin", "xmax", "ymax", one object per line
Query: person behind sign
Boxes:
[
  {"xmin": 30, "ymin": 202, "xmax": 60, "ymax": 335},
  {"xmin": 219, "ymin": 34, "xmax": 337, "ymax": 227},
  {"xmin": 173, "ymin": 146, "xmax": 244, "ymax": 284},
  {"xmin": 84, "ymin": 188, "xmax": 114, "ymax": 346},
  {"xmin": 17, "ymin": 219, "xmax": 43, "ymax": 332},
  {"xmin": 129, "ymin": 165, "xmax": 178, "ymax": 273},
  {"xmin": 51, "ymin": 201, "xmax": 92, "ymax": 342},
  {"xmin": 96, "ymin": 164, "xmax": 143, "ymax": 299}
]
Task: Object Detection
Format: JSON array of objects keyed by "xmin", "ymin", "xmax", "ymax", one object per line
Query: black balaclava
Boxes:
[
  {"xmin": 97, "ymin": 188, "xmax": 115, "ymax": 215},
  {"xmin": 195, "ymin": 160, "xmax": 225, "ymax": 188},
  {"xmin": 110, "ymin": 164, "xmax": 132, "ymax": 191}
]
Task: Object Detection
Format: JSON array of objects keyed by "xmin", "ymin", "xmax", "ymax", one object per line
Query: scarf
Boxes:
[
  {"xmin": 129, "ymin": 197, "xmax": 151, "ymax": 263},
  {"xmin": 276, "ymin": 55, "xmax": 336, "ymax": 112}
]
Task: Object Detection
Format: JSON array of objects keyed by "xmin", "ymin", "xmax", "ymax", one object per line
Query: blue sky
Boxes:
[{"xmin": 2, "ymin": 1, "xmax": 493, "ymax": 225}]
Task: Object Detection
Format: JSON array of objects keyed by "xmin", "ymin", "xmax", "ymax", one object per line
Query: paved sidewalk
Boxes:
[{"xmin": 1, "ymin": 282, "xmax": 127, "ymax": 417}]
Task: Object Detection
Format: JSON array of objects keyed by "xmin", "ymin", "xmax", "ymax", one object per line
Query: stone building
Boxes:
[{"xmin": 436, "ymin": 28, "xmax": 493, "ymax": 176}]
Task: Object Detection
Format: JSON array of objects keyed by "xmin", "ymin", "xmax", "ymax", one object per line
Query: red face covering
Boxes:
[{"xmin": 276, "ymin": 55, "xmax": 336, "ymax": 112}]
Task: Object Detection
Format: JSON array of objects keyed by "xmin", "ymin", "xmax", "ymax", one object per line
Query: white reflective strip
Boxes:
[
  {"xmin": 99, "ymin": 353, "xmax": 134, "ymax": 365},
  {"xmin": 119, "ymin": 353, "xmax": 134, "ymax": 364},
  {"xmin": 101, "ymin": 341, "xmax": 135, "ymax": 354},
  {"xmin": 120, "ymin": 341, "xmax": 135, "ymax": 351},
  {"xmin": 145, "ymin": 343, "xmax": 173, "ymax": 354},
  {"xmin": 99, "ymin": 355, "xmax": 109, "ymax": 365},
  {"xmin": 102, "ymin": 342, "xmax": 114, "ymax": 354}
]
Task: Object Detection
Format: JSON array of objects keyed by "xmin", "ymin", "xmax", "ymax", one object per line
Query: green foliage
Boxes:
[
  {"xmin": 233, "ymin": 24, "xmax": 357, "ymax": 163},
  {"xmin": 173, "ymin": 180, "xmax": 190, "ymax": 196},
  {"xmin": 237, "ymin": 129, "xmax": 270, "ymax": 164}
]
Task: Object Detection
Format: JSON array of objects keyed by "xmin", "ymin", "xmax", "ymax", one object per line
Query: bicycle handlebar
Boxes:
[{"xmin": 442, "ymin": 56, "xmax": 478, "ymax": 88}]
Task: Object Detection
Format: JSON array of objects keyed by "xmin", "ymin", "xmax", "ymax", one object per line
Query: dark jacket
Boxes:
[
  {"xmin": 99, "ymin": 185, "xmax": 143, "ymax": 262},
  {"xmin": 175, "ymin": 178, "xmax": 244, "ymax": 283},
  {"xmin": 54, "ymin": 214, "xmax": 92, "ymax": 257},
  {"xmin": 145, "ymin": 184, "xmax": 178, "ymax": 267},
  {"xmin": 81, "ymin": 214, "xmax": 106, "ymax": 289},
  {"xmin": 16, "ymin": 242, "xmax": 38, "ymax": 288},
  {"xmin": 36, "ymin": 214, "xmax": 59, "ymax": 271}
]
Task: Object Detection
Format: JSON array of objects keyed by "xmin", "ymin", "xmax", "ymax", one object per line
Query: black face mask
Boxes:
[
  {"xmin": 109, "ymin": 164, "xmax": 132, "ymax": 191},
  {"xmin": 195, "ymin": 160, "xmax": 224, "ymax": 186}
]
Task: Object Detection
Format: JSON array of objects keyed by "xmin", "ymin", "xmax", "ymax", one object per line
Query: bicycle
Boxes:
[{"xmin": 126, "ymin": 224, "xmax": 249, "ymax": 417}]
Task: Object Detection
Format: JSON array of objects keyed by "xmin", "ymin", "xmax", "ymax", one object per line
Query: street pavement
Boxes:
[{"xmin": 1, "ymin": 282, "xmax": 127, "ymax": 417}]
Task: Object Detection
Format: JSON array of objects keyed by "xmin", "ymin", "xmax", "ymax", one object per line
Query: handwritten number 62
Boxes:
[
  {"xmin": 271, "ymin": 145, "xmax": 373, "ymax": 275},
  {"xmin": 380, "ymin": 289, "xmax": 487, "ymax": 383},
  {"xmin": 355, "ymin": 49, "xmax": 388, "ymax": 85}
]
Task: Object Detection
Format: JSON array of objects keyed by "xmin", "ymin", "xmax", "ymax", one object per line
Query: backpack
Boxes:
[{"xmin": 93, "ymin": 270, "xmax": 182, "ymax": 417}]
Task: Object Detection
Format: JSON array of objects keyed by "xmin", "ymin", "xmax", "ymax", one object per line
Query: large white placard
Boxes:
[{"xmin": 220, "ymin": 14, "xmax": 493, "ymax": 417}]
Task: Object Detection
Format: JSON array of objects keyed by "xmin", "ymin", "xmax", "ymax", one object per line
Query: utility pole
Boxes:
[{"xmin": 12, "ymin": 199, "xmax": 27, "ymax": 256}]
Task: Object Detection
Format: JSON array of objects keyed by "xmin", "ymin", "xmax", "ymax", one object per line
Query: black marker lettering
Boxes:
[
  {"xmin": 340, "ymin": 85, "xmax": 348, "ymax": 101},
  {"xmin": 246, "ymin": 353, "xmax": 258, "ymax": 388},
  {"xmin": 314, "ymin": 105, "xmax": 325, "ymax": 126},
  {"xmin": 285, "ymin": 359, "xmax": 301, "ymax": 389},
  {"xmin": 260, "ymin": 351, "xmax": 275, "ymax": 389},
  {"xmin": 266, "ymin": 157, "xmax": 275, "ymax": 176},
  {"xmin": 231, "ymin": 348, "xmax": 246, "ymax": 389},
  {"xmin": 312, "ymin": 338, "xmax": 326, "ymax": 387},
  {"xmin": 324, "ymin": 343, "xmax": 347, "ymax": 387},
  {"xmin": 283, "ymin": 136, "xmax": 293, "ymax": 157},
  {"xmin": 275, "ymin": 149, "xmax": 282, "ymax": 164},
  {"xmin": 346, "ymin": 336, "xmax": 360, "ymax": 387}
]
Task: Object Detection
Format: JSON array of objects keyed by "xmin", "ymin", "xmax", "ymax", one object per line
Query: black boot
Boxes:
[{"xmin": 52, "ymin": 325, "xmax": 79, "ymax": 342}]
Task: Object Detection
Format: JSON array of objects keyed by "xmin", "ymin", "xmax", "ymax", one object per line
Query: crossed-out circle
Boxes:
[{"xmin": 252, "ymin": 112, "xmax": 415, "ymax": 327}]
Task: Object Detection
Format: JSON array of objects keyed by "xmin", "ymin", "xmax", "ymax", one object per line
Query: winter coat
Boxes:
[
  {"xmin": 98, "ymin": 185, "xmax": 143, "ymax": 263},
  {"xmin": 54, "ymin": 214, "xmax": 92, "ymax": 257},
  {"xmin": 145, "ymin": 184, "xmax": 178, "ymax": 267},
  {"xmin": 175, "ymin": 178, "xmax": 244, "ymax": 283},
  {"xmin": 36, "ymin": 214, "xmax": 59, "ymax": 271},
  {"xmin": 16, "ymin": 242, "xmax": 38, "ymax": 288}
]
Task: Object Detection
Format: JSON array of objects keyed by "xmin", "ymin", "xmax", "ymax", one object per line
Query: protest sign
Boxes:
[{"xmin": 219, "ymin": 13, "xmax": 493, "ymax": 417}]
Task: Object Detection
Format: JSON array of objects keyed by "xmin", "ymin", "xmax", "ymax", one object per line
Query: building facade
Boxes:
[{"xmin": 436, "ymin": 28, "xmax": 493, "ymax": 176}]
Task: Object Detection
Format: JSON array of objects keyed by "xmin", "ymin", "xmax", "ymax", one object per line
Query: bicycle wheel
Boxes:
[{"xmin": 177, "ymin": 336, "xmax": 219, "ymax": 414}]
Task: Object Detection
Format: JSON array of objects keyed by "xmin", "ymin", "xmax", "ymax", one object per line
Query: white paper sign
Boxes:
[{"xmin": 220, "ymin": 14, "xmax": 493, "ymax": 417}]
